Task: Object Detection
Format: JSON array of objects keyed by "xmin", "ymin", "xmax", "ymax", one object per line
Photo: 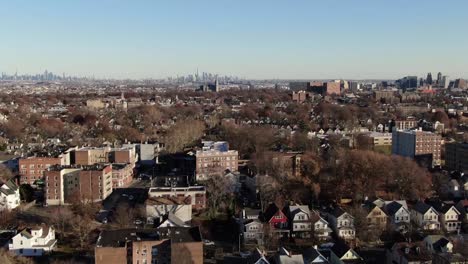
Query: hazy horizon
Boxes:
[{"xmin": 2, "ymin": 0, "xmax": 468, "ymax": 80}]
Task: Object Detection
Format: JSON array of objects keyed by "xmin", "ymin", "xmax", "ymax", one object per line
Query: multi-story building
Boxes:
[
  {"xmin": 195, "ymin": 141, "xmax": 238, "ymax": 181},
  {"xmin": 445, "ymin": 142, "xmax": 468, "ymax": 173},
  {"xmin": 73, "ymin": 147, "xmax": 109, "ymax": 165},
  {"xmin": 392, "ymin": 118, "xmax": 418, "ymax": 132},
  {"xmin": 18, "ymin": 149, "xmax": 73, "ymax": 184},
  {"xmin": 45, "ymin": 164, "xmax": 113, "ymax": 205},
  {"xmin": 309, "ymin": 81, "xmax": 341, "ymax": 96},
  {"xmin": 123, "ymin": 142, "xmax": 163, "ymax": 165},
  {"xmin": 111, "ymin": 163, "xmax": 133, "ymax": 188},
  {"xmin": 95, "ymin": 227, "xmax": 203, "ymax": 264},
  {"xmin": 366, "ymin": 132, "xmax": 392, "ymax": 147},
  {"xmin": 148, "ymin": 186, "xmax": 206, "ymax": 210},
  {"xmin": 392, "ymin": 129, "xmax": 442, "ymax": 166}
]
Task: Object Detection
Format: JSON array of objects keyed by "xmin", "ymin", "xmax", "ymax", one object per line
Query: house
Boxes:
[
  {"xmin": 260, "ymin": 203, "xmax": 290, "ymax": 237},
  {"xmin": 289, "ymin": 205, "xmax": 312, "ymax": 238},
  {"xmin": 384, "ymin": 201, "xmax": 411, "ymax": 232},
  {"xmin": 329, "ymin": 243, "xmax": 362, "ymax": 264},
  {"xmin": 275, "ymin": 247, "xmax": 304, "ymax": 264},
  {"xmin": 0, "ymin": 179, "xmax": 20, "ymax": 211},
  {"xmin": 303, "ymin": 246, "xmax": 329, "ymax": 263},
  {"xmin": 328, "ymin": 208, "xmax": 355, "ymax": 240},
  {"xmin": 387, "ymin": 242, "xmax": 432, "ymax": 264},
  {"xmin": 435, "ymin": 204, "xmax": 461, "ymax": 233},
  {"xmin": 310, "ymin": 212, "xmax": 332, "ymax": 241},
  {"xmin": 410, "ymin": 202, "xmax": 440, "ymax": 230},
  {"xmin": 9, "ymin": 225, "xmax": 57, "ymax": 256},
  {"xmin": 423, "ymin": 235, "xmax": 453, "ymax": 254},
  {"xmin": 365, "ymin": 204, "xmax": 387, "ymax": 229},
  {"xmin": 242, "ymin": 219, "xmax": 264, "ymax": 242}
]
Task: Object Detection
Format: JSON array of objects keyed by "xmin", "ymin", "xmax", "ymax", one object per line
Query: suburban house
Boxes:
[
  {"xmin": 260, "ymin": 203, "xmax": 290, "ymax": 237},
  {"xmin": 384, "ymin": 201, "xmax": 410, "ymax": 232},
  {"xmin": 275, "ymin": 247, "xmax": 305, "ymax": 264},
  {"xmin": 435, "ymin": 204, "xmax": 461, "ymax": 233},
  {"xmin": 303, "ymin": 246, "xmax": 330, "ymax": 263},
  {"xmin": 328, "ymin": 207, "xmax": 355, "ymax": 240},
  {"xmin": 365, "ymin": 204, "xmax": 387, "ymax": 230},
  {"xmin": 289, "ymin": 205, "xmax": 312, "ymax": 238},
  {"xmin": 310, "ymin": 211, "xmax": 332, "ymax": 241},
  {"xmin": 242, "ymin": 219, "xmax": 264, "ymax": 242},
  {"xmin": 9, "ymin": 225, "xmax": 57, "ymax": 256},
  {"xmin": 329, "ymin": 243, "xmax": 362, "ymax": 264},
  {"xmin": 0, "ymin": 179, "xmax": 20, "ymax": 211},
  {"xmin": 410, "ymin": 202, "xmax": 440, "ymax": 231},
  {"xmin": 387, "ymin": 242, "xmax": 432, "ymax": 264}
]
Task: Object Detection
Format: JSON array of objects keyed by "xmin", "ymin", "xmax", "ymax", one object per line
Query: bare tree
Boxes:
[{"xmin": 72, "ymin": 215, "xmax": 94, "ymax": 250}]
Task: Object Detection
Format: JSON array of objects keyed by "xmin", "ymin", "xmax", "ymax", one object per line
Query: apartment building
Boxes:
[
  {"xmin": 73, "ymin": 147, "xmax": 109, "ymax": 165},
  {"xmin": 95, "ymin": 227, "xmax": 203, "ymax": 264},
  {"xmin": 445, "ymin": 142, "xmax": 468, "ymax": 173},
  {"xmin": 19, "ymin": 148, "xmax": 74, "ymax": 184},
  {"xmin": 367, "ymin": 132, "xmax": 392, "ymax": 147},
  {"xmin": 392, "ymin": 129, "xmax": 442, "ymax": 166},
  {"xmin": 45, "ymin": 164, "xmax": 113, "ymax": 205},
  {"xmin": 111, "ymin": 163, "xmax": 133, "ymax": 188},
  {"xmin": 195, "ymin": 141, "xmax": 238, "ymax": 181},
  {"xmin": 392, "ymin": 118, "xmax": 418, "ymax": 132}
]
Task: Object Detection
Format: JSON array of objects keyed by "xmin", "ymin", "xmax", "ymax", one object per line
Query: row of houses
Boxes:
[{"xmin": 239, "ymin": 198, "xmax": 468, "ymax": 245}]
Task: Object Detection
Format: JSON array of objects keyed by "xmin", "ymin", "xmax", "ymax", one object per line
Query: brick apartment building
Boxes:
[
  {"xmin": 309, "ymin": 81, "xmax": 341, "ymax": 96},
  {"xmin": 45, "ymin": 164, "xmax": 113, "ymax": 205},
  {"xmin": 195, "ymin": 141, "xmax": 238, "ymax": 181},
  {"xmin": 148, "ymin": 186, "xmax": 206, "ymax": 210},
  {"xmin": 74, "ymin": 147, "xmax": 109, "ymax": 165},
  {"xmin": 95, "ymin": 227, "xmax": 203, "ymax": 264},
  {"xmin": 19, "ymin": 148, "xmax": 74, "ymax": 184},
  {"xmin": 111, "ymin": 163, "xmax": 133, "ymax": 188},
  {"xmin": 392, "ymin": 129, "xmax": 442, "ymax": 166}
]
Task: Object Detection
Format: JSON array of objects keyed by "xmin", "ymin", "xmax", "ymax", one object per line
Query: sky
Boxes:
[{"xmin": 1, "ymin": 0, "xmax": 468, "ymax": 80}]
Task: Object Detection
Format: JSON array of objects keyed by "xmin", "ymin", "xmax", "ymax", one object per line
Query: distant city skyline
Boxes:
[{"xmin": 1, "ymin": 0, "xmax": 468, "ymax": 79}]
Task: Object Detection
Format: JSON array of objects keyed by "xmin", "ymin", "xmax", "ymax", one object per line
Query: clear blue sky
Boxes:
[{"xmin": 1, "ymin": 0, "xmax": 468, "ymax": 79}]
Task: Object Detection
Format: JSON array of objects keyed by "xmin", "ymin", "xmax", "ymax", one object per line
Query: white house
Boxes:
[
  {"xmin": 437, "ymin": 205, "xmax": 461, "ymax": 233},
  {"xmin": 410, "ymin": 202, "xmax": 440, "ymax": 230},
  {"xmin": 311, "ymin": 212, "xmax": 332, "ymax": 240},
  {"xmin": 330, "ymin": 243, "xmax": 362, "ymax": 264},
  {"xmin": 0, "ymin": 179, "xmax": 20, "ymax": 211},
  {"xmin": 9, "ymin": 225, "xmax": 57, "ymax": 256},
  {"xmin": 289, "ymin": 205, "xmax": 312, "ymax": 238},
  {"xmin": 384, "ymin": 201, "xmax": 410, "ymax": 231},
  {"xmin": 242, "ymin": 219, "xmax": 263, "ymax": 242},
  {"xmin": 328, "ymin": 208, "xmax": 355, "ymax": 240}
]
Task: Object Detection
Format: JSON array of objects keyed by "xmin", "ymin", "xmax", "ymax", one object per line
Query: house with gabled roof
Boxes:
[
  {"xmin": 364, "ymin": 204, "xmax": 387, "ymax": 230},
  {"xmin": 260, "ymin": 203, "xmax": 290, "ymax": 237},
  {"xmin": 311, "ymin": 211, "xmax": 332, "ymax": 241},
  {"xmin": 383, "ymin": 201, "xmax": 410, "ymax": 231},
  {"xmin": 410, "ymin": 201, "xmax": 440, "ymax": 230},
  {"xmin": 432, "ymin": 203, "xmax": 461, "ymax": 233},
  {"xmin": 9, "ymin": 224, "xmax": 57, "ymax": 256},
  {"xmin": 303, "ymin": 246, "xmax": 329, "ymax": 263},
  {"xmin": 327, "ymin": 207, "xmax": 355, "ymax": 240},
  {"xmin": 0, "ymin": 179, "xmax": 20, "ymax": 211},
  {"xmin": 329, "ymin": 242, "xmax": 362, "ymax": 264},
  {"xmin": 289, "ymin": 205, "xmax": 312, "ymax": 238}
]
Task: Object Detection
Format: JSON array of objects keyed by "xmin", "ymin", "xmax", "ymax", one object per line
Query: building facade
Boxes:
[
  {"xmin": 392, "ymin": 129, "xmax": 442, "ymax": 166},
  {"xmin": 445, "ymin": 142, "xmax": 468, "ymax": 173}
]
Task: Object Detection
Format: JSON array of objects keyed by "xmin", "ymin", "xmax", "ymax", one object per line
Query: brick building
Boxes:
[
  {"xmin": 195, "ymin": 141, "xmax": 238, "ymax": 181},
  {"xmin": 95, "ymin": 227, "xmax": 203, "ymax": 264},
  {"xmin": 111, "ymin": 163, "xmax": 133, "ymax": 188},
  {"xmin": 19, "ymin": 148, "xmax": 74, "ymax": 184},
  {"xmin": 45, "ymin": 164, "xmax": 113, "ymax": 205},
  {"xmin": 392, "ymin": 129, "xmax": 442, "ymax": 166}
]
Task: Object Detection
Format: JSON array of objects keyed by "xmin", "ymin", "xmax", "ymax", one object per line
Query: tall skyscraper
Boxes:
[
  {"xmin": 426, "ymin": 72, "xmax": 433, "ymax": 85},
  {"xmin": 437, "ymin": 72, "xmax": 442, "ymax": 85}
]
